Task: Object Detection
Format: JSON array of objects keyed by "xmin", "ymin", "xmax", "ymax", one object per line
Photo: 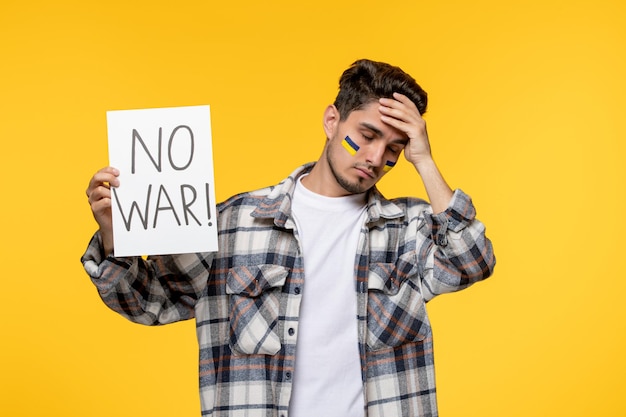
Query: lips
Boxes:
[{"xmin": 355, "ymin": 166, "xmax": 375, "ymax": 179}]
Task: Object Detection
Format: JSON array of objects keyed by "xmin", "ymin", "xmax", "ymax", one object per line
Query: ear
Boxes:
[{"xmin": 322, "ymin": 105, "xmax": 340, "ymax": 139}]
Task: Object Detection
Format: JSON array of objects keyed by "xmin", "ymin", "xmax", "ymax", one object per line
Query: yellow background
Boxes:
[{"xmin": 1, "ymin": 0, "xmax": 625, "ymax": 415}]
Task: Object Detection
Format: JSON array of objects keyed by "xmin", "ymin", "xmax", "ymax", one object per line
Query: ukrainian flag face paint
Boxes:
[
  {"xmin": 383, "ymin": 160, "xmax": 397, "ymax": 172},
  {"xmin": 342, "ymin": 135, "xmax": 360, "ymax": 156},
  {"xmin": 342, "ymin": 135, "xmax": 397, "ymax": 172}
]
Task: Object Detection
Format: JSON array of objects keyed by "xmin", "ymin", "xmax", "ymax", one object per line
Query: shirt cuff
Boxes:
[
  {"xmin": 422, "ymin": 189, "xmax": 477, "ymax": 246},
  {"xmin": 80, "ymin": 231, "xmax": 135, "ymax": 279},
  {"xmin": 80, "ymin": 231, "xmax": 107, "ymax": 278}
]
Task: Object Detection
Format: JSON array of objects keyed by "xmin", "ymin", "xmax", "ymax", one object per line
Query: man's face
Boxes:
[{"xmin": 325, "ymin": 101, "xmax": 408, "ymax": 195}]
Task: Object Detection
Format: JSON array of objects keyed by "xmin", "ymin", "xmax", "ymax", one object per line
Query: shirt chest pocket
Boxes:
[
  {"xmin": 367, "ymin": 253, "xmax": 431, "ymax": 351},
  {"xmin": 226, "ymin": 265, "xmax": 288, "ymax": 356}
]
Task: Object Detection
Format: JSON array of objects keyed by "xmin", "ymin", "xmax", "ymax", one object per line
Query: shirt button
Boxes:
[
  {"xmin": 285, "ymin": 371, "xmax": 292, "ymax": 380},
  {"xmin": 288, "ymin": 328, "xmax": 295, "ymax": 336},
  {"xmin": 294, "ymin": 287, "xmax": 301, "ymax": 294}
]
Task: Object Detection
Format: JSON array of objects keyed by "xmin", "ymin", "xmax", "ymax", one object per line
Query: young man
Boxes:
[{"xmin": 83, "ymin": 59, "xmax": 495, "ymax": 417}]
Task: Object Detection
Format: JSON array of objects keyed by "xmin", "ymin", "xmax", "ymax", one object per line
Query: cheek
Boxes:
[
  {"xmin": 382, "ymin": 159, "xmax": 397, "ymax": 172},
  {"xmin": 328, "ymin": 138, "xmax": 355, "ymax": 169},
  {"xmin": 341, "ymin": 135, "xmax": 360, "ymax": 156}
]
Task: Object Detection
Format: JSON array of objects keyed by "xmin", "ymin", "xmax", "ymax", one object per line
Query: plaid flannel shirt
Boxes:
[{"xmin": 82, "ymin": 163, "xmax": 495, "ymax": 417}]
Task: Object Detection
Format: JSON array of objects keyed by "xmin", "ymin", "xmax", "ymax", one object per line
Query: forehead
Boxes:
[{"xmin": 344, "ymin": 102, "xmax": 409, "ymax": 143}]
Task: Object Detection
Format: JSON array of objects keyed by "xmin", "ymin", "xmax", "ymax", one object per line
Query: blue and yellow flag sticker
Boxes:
[
  {"xmin": 383, "ymin": 160, "xmax": 397, "ymax": 172},
  {"xmin": 342, "ymin": 135, "xmax": 360, "ymax": 156}
]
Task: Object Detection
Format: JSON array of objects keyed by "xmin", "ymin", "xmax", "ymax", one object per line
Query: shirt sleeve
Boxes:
[
  {"xmin": 80, "ymin": 231, "xmax": 215, "ymax": 325},
  {"xmin": 418, "ymin": 189, "xmax": 496, "ymax": 301}
]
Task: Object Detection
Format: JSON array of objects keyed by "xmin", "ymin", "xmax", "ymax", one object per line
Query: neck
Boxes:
[{"xmin": 301, "ymin": 157, "xmax": 350, "ymax": 197}]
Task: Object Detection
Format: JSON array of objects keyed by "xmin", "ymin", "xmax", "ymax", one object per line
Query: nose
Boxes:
[{"xmin": 364, "ymin": 142, "xmax": 386, "ymax": 167}]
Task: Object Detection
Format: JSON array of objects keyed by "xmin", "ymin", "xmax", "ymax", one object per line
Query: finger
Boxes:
[
  {"xmin": 379, "ymin": 114, "xmax": 413, "ymax": 138},
  {"xmin": 379, "ymin": 104, "xmax": 420, "ymax": 126},
  {"xmin": 90, "ymin": 197, "xmax": 114, "ymax": 226},
  {"xmin": 380, "ymin": 93, "xmax": 420, "ymax": 115},
  {"xmin": 86, "ymin": 177, "xmax": 112, "ymax": 200},
  {"xmin": 86, "ymin": 167, "xmax": 120, "ymax": 196},
  {"xmin": 87, "ymin": 184, "xmax": 113, "ymax": 206},
  {"xmin": 380, "ymin": 98, "xmax": 420, "ymax": 119},
  {"xmin": 392, "ymin": 92, "xmax": 421, "ymax": 113},
  {"xmin": 90, "ymin": 183, "xmax": 112, "ymax": 199},
  {"xmin": 392, "ymin": 92, "xmax": 413, "ymax": 104},
  {"xmin": 91, "ymin": 196, "xmax": 112, "ymax": 213}
]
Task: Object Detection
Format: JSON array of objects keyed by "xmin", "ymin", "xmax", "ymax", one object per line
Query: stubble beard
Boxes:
[{"xmin": 326, "ymin": 144, "xmax": 371, "ymax": 195}]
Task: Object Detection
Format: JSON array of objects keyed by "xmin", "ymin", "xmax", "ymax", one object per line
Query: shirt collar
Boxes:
[{"xmin": 251, "ymin": 163, "xmax": 405, "ymax": 227}]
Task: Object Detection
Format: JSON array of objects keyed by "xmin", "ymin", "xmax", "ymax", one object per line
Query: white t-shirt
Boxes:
[{"xmin": 289, "ymin": 176, "xmax": 367, "ymax": 417}]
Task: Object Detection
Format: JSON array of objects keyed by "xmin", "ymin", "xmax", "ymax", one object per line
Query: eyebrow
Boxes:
[
  {"xmin": 360, "ymin": 122, "xmax": 409, "ymax": 146},
  {"xmin": 360, "ymin": 122, "xmax": 384, "ymax": 137}
]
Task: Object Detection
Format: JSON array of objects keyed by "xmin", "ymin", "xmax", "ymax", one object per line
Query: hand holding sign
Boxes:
[
  {"xmin": 105, "ymin": 105, "xmax": 218, "ymax": 256},
  {"xmin": 86, "ymin": 166, "xmax": 120, "ymax": 256}
]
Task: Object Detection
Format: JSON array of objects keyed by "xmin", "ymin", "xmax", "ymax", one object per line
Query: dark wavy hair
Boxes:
[{"xmin": 333, "ymin": 59, "xmax": 428, "ymax": 120}]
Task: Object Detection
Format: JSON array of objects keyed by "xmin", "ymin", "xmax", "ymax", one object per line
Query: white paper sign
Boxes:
[{"xmin": 107, "ymin": 105, "xmax": 218, "ymax": 256}]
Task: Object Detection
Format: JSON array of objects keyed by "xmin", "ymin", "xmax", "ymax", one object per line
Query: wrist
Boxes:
[
  {"xmin": 99, "ymin": 229, "xmax": 114, "ymax": 258},
  {"xmin": 411, "ymin": 157, "xmax": 453, "ymax": 214},
  {"xmin": 411, "ymin": 156, "xmax": 436, "ymax": 175}
]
